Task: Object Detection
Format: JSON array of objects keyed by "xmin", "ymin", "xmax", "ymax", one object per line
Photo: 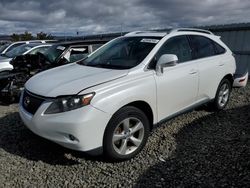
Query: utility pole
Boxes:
[{"xmin": 121, "ymin": 24, "xmax": 123, "ymax": 36}]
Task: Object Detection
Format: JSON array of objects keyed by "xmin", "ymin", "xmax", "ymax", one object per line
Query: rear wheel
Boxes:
[
  {"xmin": 212, "ymin": 78, "xmax": 232, "ymax": 110},
  {"xmin": 103, "ymin": 106, "xmax": 150, "ymax": 161}
]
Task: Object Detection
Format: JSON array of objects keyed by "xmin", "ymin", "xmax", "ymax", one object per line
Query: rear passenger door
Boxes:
[
  {"xmin": 154, "ymin": 35, "xmax": 199, "ymax": 121},
  {"xmin": 188, "ymin": 35, "xmax": 225, "ymax": 100}
]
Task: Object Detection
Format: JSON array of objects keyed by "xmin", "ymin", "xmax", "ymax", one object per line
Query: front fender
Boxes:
[{"xmin": 82, "ymin": 72, "xmax": 158, "ymax": 124}]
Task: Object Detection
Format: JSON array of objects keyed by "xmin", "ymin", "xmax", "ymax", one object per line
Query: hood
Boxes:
[{"xmin": 25, "ymin": 63, "xmax": 129, "ymax": 97}]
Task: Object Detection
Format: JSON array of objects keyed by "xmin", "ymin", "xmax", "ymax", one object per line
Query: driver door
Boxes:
[{"xmin": 153, "ymin": 35, "xmax": 199, "ymax": 121}]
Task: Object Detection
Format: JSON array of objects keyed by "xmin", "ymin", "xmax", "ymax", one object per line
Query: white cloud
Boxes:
[{"xmin": 0, "ymin": 0, "xmax": 249, "ymax": 35}]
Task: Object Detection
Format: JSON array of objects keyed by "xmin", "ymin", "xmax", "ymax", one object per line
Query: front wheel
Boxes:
[
  {"xmin": 212, "ymin": 78, "xmax": 232, "ymax": 110},
  {"xmin": 103, "ymin": 106, "xmax": 150, "ymax": 161}
]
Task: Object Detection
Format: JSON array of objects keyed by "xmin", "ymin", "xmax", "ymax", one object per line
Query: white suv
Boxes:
[{"xmin": 19, "ymin": 28, "xmax": 236, "ymax": 160}]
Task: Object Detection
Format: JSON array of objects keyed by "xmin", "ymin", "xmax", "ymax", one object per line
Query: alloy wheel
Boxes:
[
  {"xmin": 112, "ymin": 117, "xmax": 144, "ymax": 155},
  {"xmin": 218, "ymin": 83, "xmax": 230, "ymax": 107}
]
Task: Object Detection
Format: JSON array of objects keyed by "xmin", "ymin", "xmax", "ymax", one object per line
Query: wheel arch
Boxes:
[
  {"xmin": 124, "ymin": 101, "xmax": 154, "ymax": 130},
  {"xmin": 107, "ymin": 100, "xmax": 155, "ymax": 131},
  {"xmin": 223, "ymin": 74, "xmax": 234, "ymax": 87}
]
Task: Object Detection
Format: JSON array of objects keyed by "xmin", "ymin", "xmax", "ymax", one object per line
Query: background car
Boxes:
[
  {"xmin": 0, "ymin": 40, "xmax": 108, "ymax": 102},
  {"xmin": 0, "ymin": 40, "xmax": 56, "ymax": 55},
  {"xmin": 39, "ymin": 40, "xmax": 108, "ymax": 66},
  {"xmin": 0, "ymin": 43, "xmax": 52, "ymax": 97},
  {"xmin": 0, "ymin": 43, "xmax": 52, "ymax": 73}
]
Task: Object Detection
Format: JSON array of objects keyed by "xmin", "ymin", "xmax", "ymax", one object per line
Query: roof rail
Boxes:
[
  {"xmin": 171, "ymin": 28, "xmax": 214, "ymax": 35},
  {"xmin": 125, "ymin": 31, "xmax": 144, "ymax": 36},
  {"xmin": 125, "ymin": 30, "xmax": 168, "ymax": 36}
]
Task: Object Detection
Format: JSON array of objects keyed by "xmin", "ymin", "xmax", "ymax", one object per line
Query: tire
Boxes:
[
  {"xmin": 0, "ymin": 78, "xmax": 8, "ymax": 91},
  {"xmin": 103, "ymin": 106, "xmax": 150, "ymax": 161},
  {"xmin": 212, "ymin": 78, "xmax": 232, "ymax": 110}
]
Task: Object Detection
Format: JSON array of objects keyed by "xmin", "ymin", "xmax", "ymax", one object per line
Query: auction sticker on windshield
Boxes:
[{"xmin": 140, "ymin": 38, "xmax": 159, "ymax": 43}]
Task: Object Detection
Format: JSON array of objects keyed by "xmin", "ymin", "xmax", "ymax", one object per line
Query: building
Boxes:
[{"xmin": 202, "ymin": 23, "xmax": 250, "ymax": 78}]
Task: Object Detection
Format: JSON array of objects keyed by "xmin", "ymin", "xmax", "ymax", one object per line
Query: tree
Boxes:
[
  {"xmin": 20, "ymin": 31, "xmax": 33, "ymax": 41},
  {"xmin": 11, "ymin": 33, "xmax": 20, "ymax": 41},
  {"xmin": 10, "ymin": 31, "xmax": 54, "ymax": 42},
  {"xmin": 36, "ymin": 32, "xmax": 54, "ymax": 40}
]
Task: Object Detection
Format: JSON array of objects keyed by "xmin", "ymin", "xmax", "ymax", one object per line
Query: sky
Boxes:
[{"xmin": 0, "ymin": 0, "xmax": 250, "ymax": 36}]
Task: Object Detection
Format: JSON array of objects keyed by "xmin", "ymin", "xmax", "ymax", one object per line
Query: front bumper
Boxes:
[
  {"xmin": 19, "ymin": 98, "xmax": 111, "ymax": 152},
  {"xmin": 233, "ymin": 72, "xmax": 248, "ymax": 88}
]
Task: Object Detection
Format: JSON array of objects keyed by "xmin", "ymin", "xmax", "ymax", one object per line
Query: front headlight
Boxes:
[{"xmin": 44, "ymin": 93, "xmax": 95, "ymax": 114}]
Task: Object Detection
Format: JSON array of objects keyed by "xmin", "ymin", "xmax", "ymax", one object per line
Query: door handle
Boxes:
[
  {"xmin": 189, "ymin": 69, "xmax": 198, "ymax": 74},
  {"xmin": 219, "ymin": 63, "xmax": 224, "ymax": 66}
]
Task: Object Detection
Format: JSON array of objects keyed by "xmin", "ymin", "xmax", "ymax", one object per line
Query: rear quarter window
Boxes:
[
  {"xmin": 189, "ymin": 35, "xmax": 216, "ymax": 59},
  {"xmin": 213, "ymin": 42, "xmax": 226, "ymax": 54}
]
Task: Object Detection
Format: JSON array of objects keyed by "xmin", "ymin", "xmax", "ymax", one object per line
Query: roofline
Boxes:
[
  {"xmin": 198, "ymin": 22, "xmax": 250, "ymax": 32},
  {"xmin": 124, "ymin": 28, "xmax": 214, "ymax": 37},
  {"xmin": 125, "ymin": 31, "xmax": 168, "ymax": 37},
  {"xmin": 170, "ymin": 28, "xmax": 214, "ymax": 35},
  {"xmin": 55, "ymin": 39, "xmax": 109, "ymax": 46}
]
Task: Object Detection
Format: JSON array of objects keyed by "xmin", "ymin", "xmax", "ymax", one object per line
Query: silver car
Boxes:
[
  {"xmin": 0, "ymin": 43, "xmax": 52, "ymax": 72},
  {"xmin": 0, "ymin": 40, "xmax": 56, "ymax": 55}
]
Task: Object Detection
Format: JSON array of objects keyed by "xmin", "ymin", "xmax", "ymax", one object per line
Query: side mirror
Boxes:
[{"xmin": 156, "ymin": 54, "xmax": 178, "ymax": 75}]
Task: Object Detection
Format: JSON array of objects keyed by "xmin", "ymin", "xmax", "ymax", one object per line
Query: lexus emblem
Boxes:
[{"xmin": 24, "ymin": 97, "xmax": 30, "ymax": 107}]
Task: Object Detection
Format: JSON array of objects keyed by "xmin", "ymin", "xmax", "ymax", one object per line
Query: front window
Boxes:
[
  {"xmin": 78, "ymin": 37, "xmax": 160, "ymax": 69},
  {"xmin": 156, "ymin": 35, "xmax": 192, "ymax": 63}
]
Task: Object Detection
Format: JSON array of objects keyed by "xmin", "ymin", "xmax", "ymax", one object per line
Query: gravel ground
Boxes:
[{"xmin": 0, "ymin": 83, "xmax": 249, "ymax": 187}]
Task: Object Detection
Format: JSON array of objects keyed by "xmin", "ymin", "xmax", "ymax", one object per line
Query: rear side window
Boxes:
[{"xmin": 189, "ymin": 35, "xmax": 216, "ymax": 59}]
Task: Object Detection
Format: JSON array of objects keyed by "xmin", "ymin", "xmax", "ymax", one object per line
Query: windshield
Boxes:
[
  {"xmin": 5, "ymin": 44, "xmax": 34, "ymax": 58},
  {"xmin": 0, "ymin": 43, "xmax": 10, "ymax": 53},
  {"xmin": 79, "ymin": 36, "xmax": 160, "ymax": 69},
  {"xmin": 43, "ymin": 45, "xmax": 66, "ymax": 63}
]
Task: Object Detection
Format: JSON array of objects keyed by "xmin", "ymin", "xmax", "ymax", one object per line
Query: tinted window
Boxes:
[
  {"xmin": 156, "ymin": 35, "xmax": 192, "ymax": 63},
  {"xmin": 213, "ymin": 42, "xmax": 226, "ymax": 54},
  {"xmin": 189, "ymin": 35, "xmax": 216, "ymax": 59}
]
